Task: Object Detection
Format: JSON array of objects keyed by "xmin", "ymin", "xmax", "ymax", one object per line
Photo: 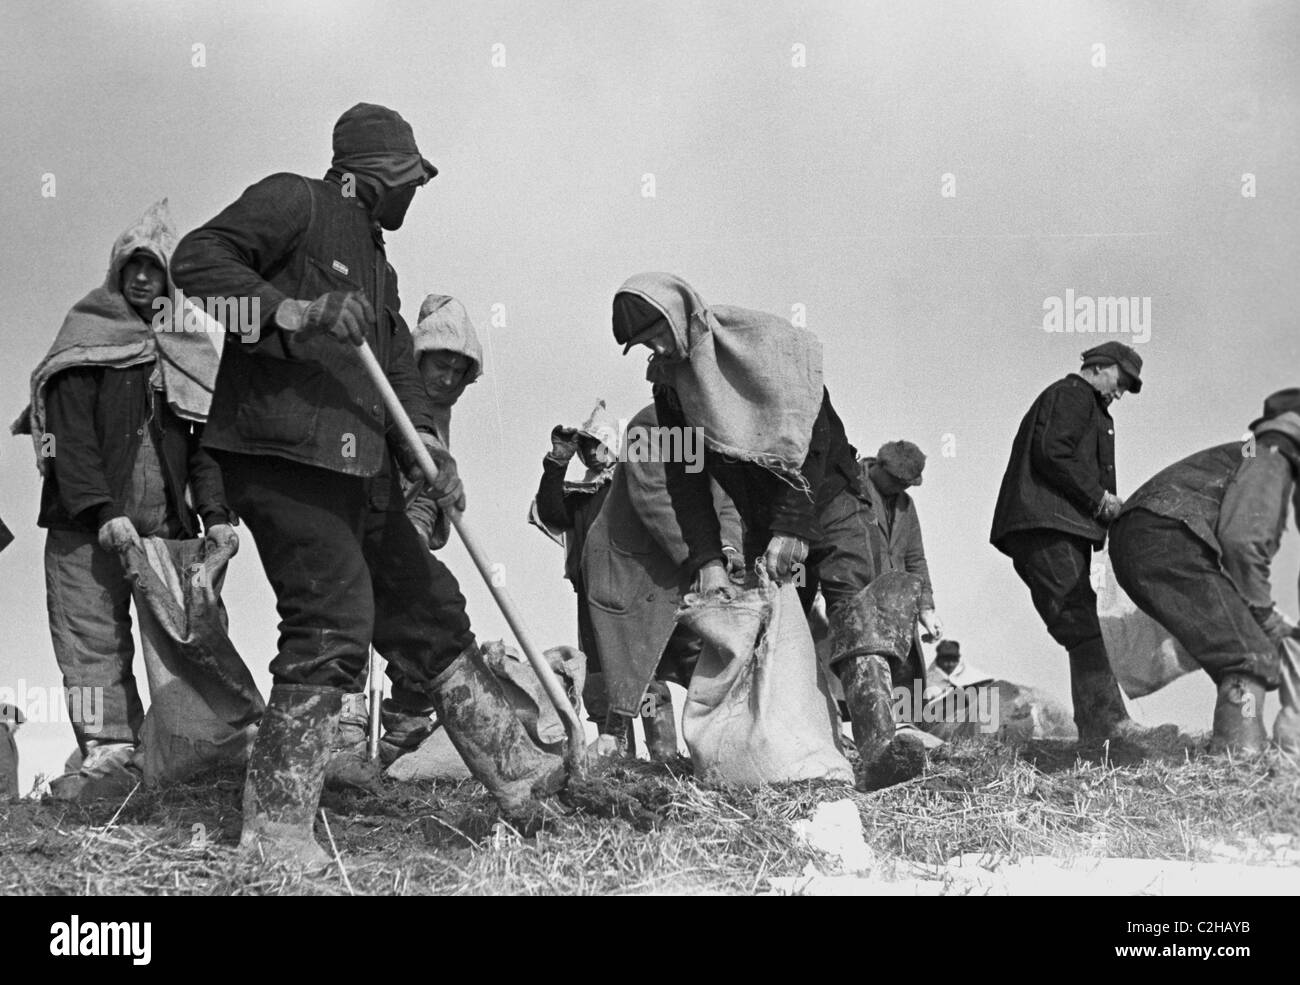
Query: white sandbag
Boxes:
[
  {"xmin": 1095, "ymin": 551, "xmax": 1198, "ymax": 699},
  {"xmin": 678, "ymin": 571, "xmax": 852, "ymax": 786}
]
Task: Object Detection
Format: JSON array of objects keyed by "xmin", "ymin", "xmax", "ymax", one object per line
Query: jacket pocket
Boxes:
[
  {"xmin": 234, "ymin": 356, "xmax": 321, "ymax": 447},
  {"xmin": 585, "ymin": 542, "xmax": 655, "ymax": 615}
]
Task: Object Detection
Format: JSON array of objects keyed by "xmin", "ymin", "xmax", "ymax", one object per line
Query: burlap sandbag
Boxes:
[
  {"xmin": 678, "ymin": 571, "xmax": 852, "ymax": 786},
  {"xmin": 1095, "ymin": 551, "xmax": 1198, "ymax": 698},
  {"xmin": 122, "ymin": 537, "xmax": 262, "ymax": 784}
]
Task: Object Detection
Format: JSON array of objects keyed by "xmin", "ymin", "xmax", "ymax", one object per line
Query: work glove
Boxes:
[
  {"xmin": 721, "ymin": 545, "xmax": 746, "ymax": 582},
  {"xmin": 919, "ymin": 607, "xmax": 943, "ymax": 642},
  {"xmin": 403, "ymin": 433, "xmax": 466, "ymax": 515},
  {"xmin": 693, "ymin": 558, "xmax": 736, "ymax": 600},
  {"xmin": 1094, "ymin": 491, "xmax": 1124, "ymax": 523},
  {"xmin": 547, "ymin": 425, "xmax": 581, "ymax": 464},
  {"xmin": 762, "ymin": 533, "xmax": 809, "ymax": 584},
  {"xmin": 204, "ymin": 522, "xmax": 240, "ymax": 559},
  {"xmin": 275, "ymin": 291, "xmax": 374, "ymax": 346},
  {"xmin": 98, "ymin": 516, "xmax": 142, "ymax": 554}
]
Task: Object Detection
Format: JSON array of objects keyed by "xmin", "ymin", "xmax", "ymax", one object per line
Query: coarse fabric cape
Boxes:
[
  {"xmin": 11, "ymin": 200, "xmax": 221, "ymax": 472},
  {"xmin": 617, "ymin": 273, "xmax": 823, "ymax": 488}
]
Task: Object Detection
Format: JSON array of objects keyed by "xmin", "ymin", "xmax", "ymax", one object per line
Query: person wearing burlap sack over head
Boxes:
[
  {"xmin": 1, "ymin": 704, "xmax": 24, "ymax": 800},
  {"xmin": 612, "ymin": 273, "xmax": 928, "ymax": 791},
  {"xmin": 991, "ymin": 342, "xmax": 1172, "ymax": 745},
  {"xmin": 1108, "ymin": 389, "xmax": 1300, "ymax": 756},
  {"xmin": 172, "ymin": 104, "xmax": 564, "ymax": 870},
  {"xmin": 12, "ymin": 200, "xmax": 237, "ymax": 803}
]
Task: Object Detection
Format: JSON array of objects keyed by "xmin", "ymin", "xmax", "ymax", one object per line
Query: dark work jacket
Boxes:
[
  {"xmin": 654, "ymin": 384, "xmax": 860, "ymax": 575},
  {"xmin": 1119, "ymin": 433, "xmax": 1300, "ymax": 620},
  {"xmin": 172, "ymin": 173, "xmax": 434, "ymax": 506},
  {"xmin": 535, "ymin": 457, "xmax": 613, "ymax": 586},
  {"xmin": 860, "ymin": 460, "xmax": 934, "ymax": 610},
  {"xmin": 38, "ymin": 361, "xmax": 231, "ymax": 536},
  {"xmin": 990, "ymin": 374, "xmax": 1116, "ymax": 553}
]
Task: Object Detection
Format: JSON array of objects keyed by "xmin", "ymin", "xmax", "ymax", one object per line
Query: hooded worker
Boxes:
[
  {"xmin": 12, "ymin": 201, "xmax": 233, "ymax": 802},
  {"xmin": 172, "ymin": 104, "xmax": 564, "ymax": 868},
  {"xmin": 1109, "ymin": 389, "xmax": 1300, "ymax": 755},
  {"xmin": 612, "ymin": 273, "xmax": 930, "ymax": 791},
  {"xmin": 330, "ymin": 293, "xmax": 486, "ymax": 771}
]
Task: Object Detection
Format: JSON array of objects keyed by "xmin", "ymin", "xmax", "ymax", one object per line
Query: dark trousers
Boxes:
[
  {"xmin": 1003, "ymin": 529, "xmax": 1101, "ymax": 651},
  {"xmin": 218, "ymin": 452, "xmax": 475, "ymax": 697},
  {"xmin": 1110, "ymin": 509, "xmax": 1281, "ymax": 687}
]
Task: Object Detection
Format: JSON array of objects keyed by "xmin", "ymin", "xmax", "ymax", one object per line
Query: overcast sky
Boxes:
[{"xmin": 2, "ymin": 1, "xmax": 1297, "ymax": 788}]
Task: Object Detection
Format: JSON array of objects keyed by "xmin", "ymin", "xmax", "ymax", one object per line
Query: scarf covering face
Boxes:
[
  {"xmin": 12, "ymin": 200, "xmax": 221, "ymax": 472},
  {"xmin": 411, "ymin": 294, "xmax": 484, "ymax": 446},
  {"xmin": 613, "ymin": 273, "xmax": 823, "ymax": 488}
]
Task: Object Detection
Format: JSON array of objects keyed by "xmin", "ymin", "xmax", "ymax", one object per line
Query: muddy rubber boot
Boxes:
[
  {"xmin": 239, "ymin": 684, "xmax": 340, "ymax": 871},
  {"xmin": 1210, "ymin": 673, "xmax": 1268, "ymax": 756},
  {"xmin": 1068, "ymin": 638, "xmax": 1136, "ymax": 741},
  {"xmin": 324, "ymin": 692, "xmax": 382, "ymax": 793},
  {"xmin": 836, "ymin": 654, "xmax": 926, "ymax": 791},
  {"xmin": 430, "ymin": 645, "xmax": 567, "ymax": 814},
  {"xmin": 378, "ymin": 697, "xmax": 436, "ymax": 767},
  {"xmin": 828, "ymin": 573, "xmax": 928, "ymax": 792},
  {"xmin": 642, "ymin": 681, "xmax": 678, "ymax": 762}
]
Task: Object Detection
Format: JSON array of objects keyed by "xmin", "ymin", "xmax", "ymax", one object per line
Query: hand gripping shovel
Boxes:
[{"xmin": 354, "ymin": 340, "xmax": 588, "ymax": 776}]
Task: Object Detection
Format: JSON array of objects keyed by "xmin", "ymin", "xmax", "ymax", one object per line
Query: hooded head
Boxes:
[
  {"xmin": 412, "ymin": 295, "xmax": 484, "ymax": 401},
  {"xmin": 612, "ymin": 273, "xmax": 704, "ymax": 361},
  {"xmin": 328, "ymin": 103, "xmax": 437, "ymax": 230},
  {"xmin": 107, "ymin": 199, "xmax": 177, "ymax": 322}
]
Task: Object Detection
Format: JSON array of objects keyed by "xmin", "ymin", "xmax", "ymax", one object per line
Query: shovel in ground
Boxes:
[{"xmin": 354, "ymin": 340, "xmax": 588, "ymax": 777}]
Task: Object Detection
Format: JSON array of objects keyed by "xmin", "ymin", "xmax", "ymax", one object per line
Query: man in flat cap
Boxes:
[
  {"xmin": 990, "ymin": 342, "xmax": 1157, "ymax": 741},
  {"xmin": 173, "ymin": 104, "xmax": 564, "ymax": 868},
  {"xmin": 1109, "ymin": 388, "xmax": 1300, "ymax": 756}
]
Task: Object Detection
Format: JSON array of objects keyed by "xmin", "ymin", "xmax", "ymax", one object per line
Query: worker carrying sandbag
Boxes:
[{"xmin": 612, "ymin": 273, "xmax": 929, "ymax": 791}]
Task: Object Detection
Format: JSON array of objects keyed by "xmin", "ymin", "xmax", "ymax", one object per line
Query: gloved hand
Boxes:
[
  {"xmin": 204, "ymin": 523, "xmax": 240, "ymax": 559},
  {"xmin": 721, "ymin": 545, "xmax": 746, "ymax": 582},
  {"xmin": 98, "ymin": 516, "xmax": 142, "ymax": 554},
  {"xmin": 763, "ymin": 533, "xmax": 809, "ymax": 583},
  {"xmin": 275, "ymin": 291, "xmax": 374, "ymax": 345},
  {"xmin": 919, "ymin": 607, "xmax": 943, "ymax": 642},
  {"xmin": 548, "ymin": 425, "xmax": 580, "ymax": 463},
  {"xmin": 406, "ymin": 433, "xmax": 466, "ymax": 515},
  {"xmin": 693, "ymin": 559, "xmax": 735, "ymax": 599},
  {"xmin": 1094, "ymin": 491, "xmax": 1124, "ymax": 523}
]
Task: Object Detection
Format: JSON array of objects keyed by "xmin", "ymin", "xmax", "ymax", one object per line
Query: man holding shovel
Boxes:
[{"xmin": 173, "ymin": 104, "xmax": 564, "ymax": 868}]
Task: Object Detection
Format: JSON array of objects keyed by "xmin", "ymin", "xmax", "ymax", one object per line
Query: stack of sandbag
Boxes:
[{"xmin": 677, "ymin": 570, "xmax": 852, "ymax": 786}]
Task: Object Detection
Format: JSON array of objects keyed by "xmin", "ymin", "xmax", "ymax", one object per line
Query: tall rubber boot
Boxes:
[
  {"xmin": 828, "ymin": 572, "xmax": 928, "ymax": 792},
  {"xmin": 430, "ymin": 645, "xmax": 567, "ymax": 814},
  {"xmin": 641, "ymin": 681, "xmax": 678, "ymax": 762},
  {"xmin": 1210, "ymin": 673, "xmax": 1267, "ymax": 756},
  {"xmin": 1068, "ymin": 637, "xmax": 1137, "ymax": 741},
  {"xmin": 239, "ymin": 684, "xmax": 340, "ymax": 870},
  {"xmin": 324, "ymin": 691, "xmax": 382, "ymax": 793}
]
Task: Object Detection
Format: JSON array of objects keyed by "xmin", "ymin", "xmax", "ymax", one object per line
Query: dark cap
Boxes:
[
  {"xmin": 876, "ymin": 440, "xmax": 926, "ymax": 486},
  {"xmin": 935, "ymin": 639, "xmax": 961, "ymax": 659},
  {"xmin": 332, "ymin": 103, "xmax": 437, "ymax": 181},
  {"xmin": 1081, "ymin": 342, "xmax": 1143, "ymax": 393},
  {"xmin": 1249, "ymin": 387, "xmax": 1300, "ymax": 431}
]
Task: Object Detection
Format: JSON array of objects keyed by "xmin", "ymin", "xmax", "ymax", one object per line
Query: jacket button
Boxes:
[{"xmin": 1108, "ymin": 428, "xmax": 1114, "ymax": 435}]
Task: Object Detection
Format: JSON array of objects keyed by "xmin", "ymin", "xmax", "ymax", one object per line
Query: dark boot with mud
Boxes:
[
  {"xmin": 1209, "ymin": 673, "xmax": 1267, "ymax": 756},
  {"xmin": 378, "ymin": 694, "xmax": 436, "ymax": 767},
  {"xmin": 431, "ymin": 645, "xmax": 567, "ymax": 816},
  {"xmin": 1068, "ymin": 637, "xmax": 1173, "ymax": 745},
  {"xmin": 642, "ymin": 681, "xmax": 678, "ymax": 762},
  {"xmin": 240, "ymin": 683, "xmax": 341, "ymax": 871},
  {"xmin": 324, "ymin": 692, "xmax": 382, "ymax": 793},
  {"xmin": 829, "ymin": 572, "xmax": 928, "ymax": 792}
]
